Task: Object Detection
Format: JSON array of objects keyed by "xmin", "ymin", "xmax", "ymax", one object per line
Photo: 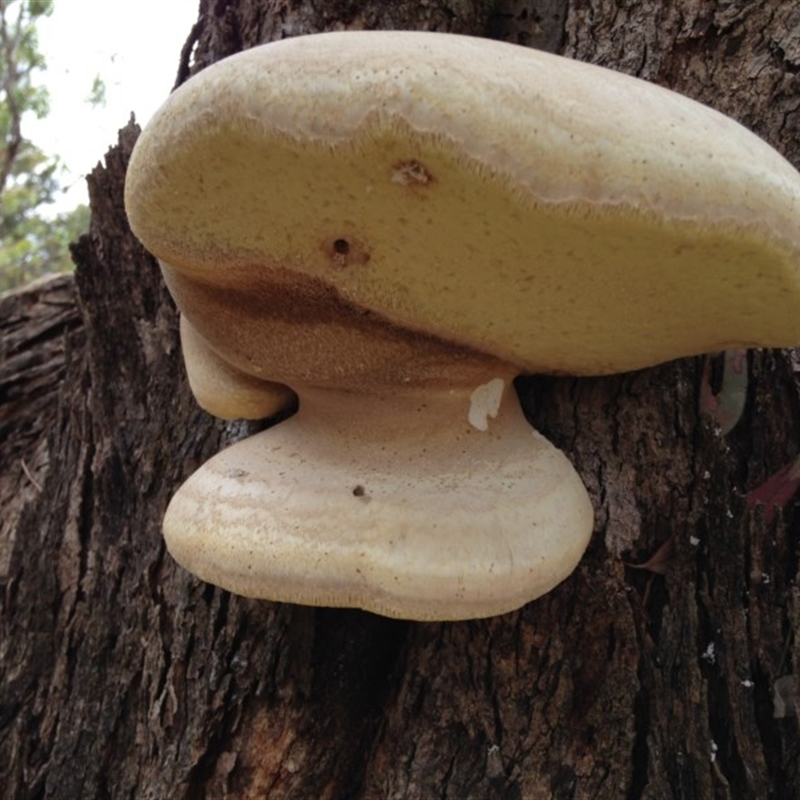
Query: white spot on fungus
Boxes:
[
  {"xmin": 468, "ymin": 378, "xmax": 505, "ymax": 432},
  {"xmin": 390, "ymin": 159, "xmax": 433, "ymax": 186}
]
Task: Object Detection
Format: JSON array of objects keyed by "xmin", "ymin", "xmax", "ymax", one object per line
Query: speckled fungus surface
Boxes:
[{"xmin": 125, "ymin": 31, "xmax": 800, "ymax": 620}]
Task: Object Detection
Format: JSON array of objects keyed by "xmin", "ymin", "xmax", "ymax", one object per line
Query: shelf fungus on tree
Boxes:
[{"xmin": 124, "ymin": 31, "xmax": 800, "ymax": 621}]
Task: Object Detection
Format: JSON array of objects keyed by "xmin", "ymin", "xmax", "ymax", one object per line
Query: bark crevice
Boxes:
[{"xmin": 2, "ymin": 2, "xmax": 799, "ymax": 798}]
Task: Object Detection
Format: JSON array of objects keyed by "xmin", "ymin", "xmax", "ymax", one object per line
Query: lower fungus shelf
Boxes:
[{"xmin": 163, "ymin": 380, "xmax": 594, "ymax": 621}]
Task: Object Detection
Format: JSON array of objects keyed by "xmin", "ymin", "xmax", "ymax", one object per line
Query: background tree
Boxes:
[
  {"xmin": 0, "ymin": 0, "xmax": 89, "ymax": 292},
  {"xmin": 1, "ymin": 1, "xmax": 799, "ymax": 798}
]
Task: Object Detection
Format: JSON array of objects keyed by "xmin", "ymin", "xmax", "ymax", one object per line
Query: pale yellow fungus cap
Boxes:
[{"xmin": 126, "ymin": 30, "xmax": 800, "ymax": 381}]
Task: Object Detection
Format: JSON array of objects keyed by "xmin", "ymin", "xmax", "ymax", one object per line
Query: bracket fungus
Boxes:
[{"xmin": 125, "ymin": 31, "xmax": 800, "ymax": 620}]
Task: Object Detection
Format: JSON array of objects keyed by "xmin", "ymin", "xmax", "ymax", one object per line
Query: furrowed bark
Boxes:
[{"xmin": 2, "ymin": 2, "xmax": 798, "ymax": 797}]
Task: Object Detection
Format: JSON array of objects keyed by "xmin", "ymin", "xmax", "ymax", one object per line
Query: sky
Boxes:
[{"xmin": 27, "ymin": 0, "xmax": 199, "ymax": 212}]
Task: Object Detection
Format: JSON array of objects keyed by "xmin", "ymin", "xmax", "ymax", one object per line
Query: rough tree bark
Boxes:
[{"xmin": 2, "ymin": 1, "xmax": 799, "ymax": 798}]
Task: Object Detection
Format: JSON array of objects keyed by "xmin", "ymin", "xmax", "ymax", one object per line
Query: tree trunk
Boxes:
[{"xmin": 2, "ymin": 1, "xmax": 799, "ymax": 797}]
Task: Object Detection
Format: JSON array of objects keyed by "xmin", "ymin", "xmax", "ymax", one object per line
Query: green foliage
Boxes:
[
  {"xmin": 0, "ymin": 0, "xmax": 89, "ymax": 292},
  {"xmin": 0, "ymin": 202, "xmax": 87, "ymax": 291}
]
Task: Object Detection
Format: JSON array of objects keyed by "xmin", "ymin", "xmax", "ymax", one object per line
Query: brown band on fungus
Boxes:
[{"xmin": 162, "ymin": 264, "xmax": 510, "ymax": 390}]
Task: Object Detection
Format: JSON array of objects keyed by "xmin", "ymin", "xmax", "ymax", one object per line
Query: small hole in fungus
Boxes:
[
  {"xmin": 323, "ymin": 235, "xmax": 370, "ymax": 268},
  {"xmin": 353, "ymin": 485, "xmax": 365, "ymax": 497}
]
